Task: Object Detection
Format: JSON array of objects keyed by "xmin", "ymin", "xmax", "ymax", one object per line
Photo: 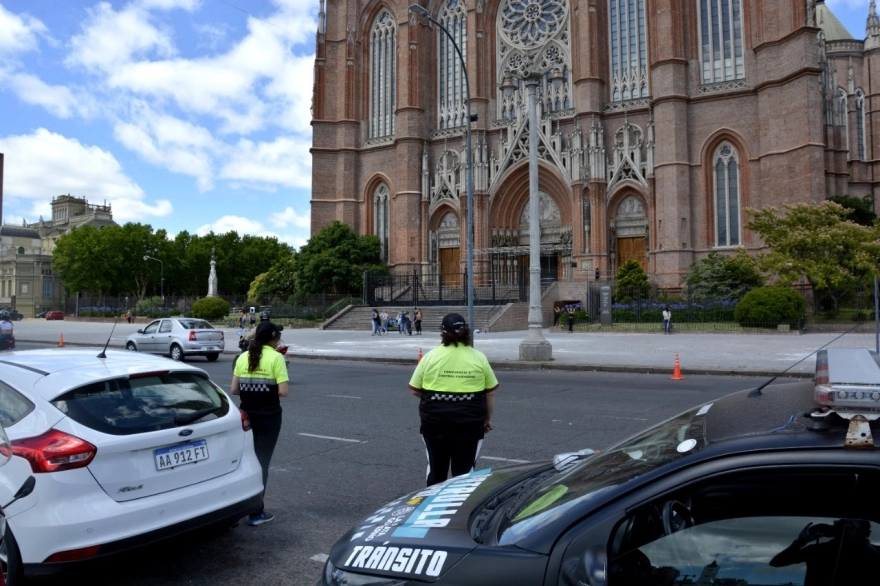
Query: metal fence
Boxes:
[{"xmin": 363, "ymin": 269, "xmax": 554, "ymax": 307}]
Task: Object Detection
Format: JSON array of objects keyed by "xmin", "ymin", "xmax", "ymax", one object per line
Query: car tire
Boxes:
[
  {"xmin": 125, "ymin": 342, "xmax": 137, "ymax": 352},
  {"xmin": 170, "ymin": 344, "xmax": 184, "ymax": 361},
  {"xmin": 1, "ymin": 525, "xmax": 25, "ymax": 586},
  {"xmin": 206, "ymin": 352, "xmax": 219, "ymax": 362}
]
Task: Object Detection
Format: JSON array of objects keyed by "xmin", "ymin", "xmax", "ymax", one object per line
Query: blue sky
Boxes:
[{"xmin": 0, "ymin": 0, "xmax": 875, "ymax": 251}]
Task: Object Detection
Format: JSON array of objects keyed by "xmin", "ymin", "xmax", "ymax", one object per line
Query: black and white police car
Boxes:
[{"xmin": 320, "ymin": 348, "xmax": 880, "ymax": 586}]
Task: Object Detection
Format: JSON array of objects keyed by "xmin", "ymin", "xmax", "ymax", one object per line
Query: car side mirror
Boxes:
[
  {"xmin": 560, "ymin": 547, "xmax": 607, "ymax": 586},
  {"xmin": 137, "ymin": 329, "xmax": 144, "ymax": 334}
]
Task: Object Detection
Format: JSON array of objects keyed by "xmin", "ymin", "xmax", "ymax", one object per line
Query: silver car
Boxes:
[{"xmin": 125, "ymin": 318, "xmax": 225, "ymax": 361}]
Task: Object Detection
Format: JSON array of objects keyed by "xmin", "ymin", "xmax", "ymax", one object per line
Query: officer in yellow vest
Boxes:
[{"xmin": 408, "ymin": 313, "xmax": 499, "ymax": 486}]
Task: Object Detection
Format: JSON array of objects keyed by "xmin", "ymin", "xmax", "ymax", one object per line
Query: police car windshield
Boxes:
[{"xmin": 499, "ymin": 403, "xmax": 709, "ymax": 544}]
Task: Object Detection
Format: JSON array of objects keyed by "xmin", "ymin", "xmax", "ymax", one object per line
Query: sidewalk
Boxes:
[{"xmin": 10, "ymin": 319, "xmax": 880, "ymax": 377}]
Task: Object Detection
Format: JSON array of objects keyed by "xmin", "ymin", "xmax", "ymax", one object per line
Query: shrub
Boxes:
[
  {"xmin": 734, "ymin": 287, "xmax": 805, "ymax": 326},
  {"xmin": 615, "ymin": 260, "xmax": 650, "ymax": 302},
  {"xmin": 191, "ymin": 297, "xmax": 231, "ymax": 321}
]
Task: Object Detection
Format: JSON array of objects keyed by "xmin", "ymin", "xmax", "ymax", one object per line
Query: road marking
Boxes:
[
  {"xmin": 326, "ymin": 394, "xmax": 362, "ymax": 399},
  {"xmin": 480, "ymin": 456, "xmax": 530, "ymax": 463},
  {"xmin": 599, "ymin": 415, "xmax": 649, "ymax": 421},
  {"xmin": 311, "ymin": 554, "xmax": 329, "ymax": 563},
  {"xmin": 299, "ymin": 433, "xmax": 363, "ymax": 443}
]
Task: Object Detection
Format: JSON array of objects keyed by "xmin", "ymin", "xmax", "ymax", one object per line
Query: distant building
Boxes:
[{"xmin": 0, "ymin": 195, "xmax": 116, "ymax": 317}]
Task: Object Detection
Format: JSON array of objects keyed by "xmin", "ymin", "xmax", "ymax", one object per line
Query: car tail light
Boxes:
[
  {"xmin": 189, "ymin": 331, "xmax": 197, "ymax": 342},
  {"xmin": 44, "ymin": 545, "xmax": 101, "ymax": 563},
  {"xmin": 240, "ymin": 408, "xmax": 251, "ymax": 432},
  {"xmin": 12, "ymin": 430, "xmax": 97, "ymax": 473}
]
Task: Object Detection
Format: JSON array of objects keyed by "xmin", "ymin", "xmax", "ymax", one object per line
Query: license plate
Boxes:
[{"xmin": 154, "ymin": 440, "xmax": 209, "ymax": 471}]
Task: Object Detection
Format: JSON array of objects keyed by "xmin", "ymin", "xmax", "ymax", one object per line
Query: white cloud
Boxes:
[
  {"xmin": 270, "ymin": 206, "xmax": 310, "ymax": 229},
  {"xmin": 67, "ymin": 2, "xmax": 177, "ymax": 73},
  {"xmin": 0, "ymin": 4, "xmax": 47, "ymax": 56},
  {"xmin": 3, "ymin": 72, "xmax": 94, "ymax": 119},
  {"xmin": 137, "ymin": 0, "xmax": 202, "ymax": 10},
  {"xmin": 219, "ymin": 137, "xmax": 311, "ymax": 189},
  {"xmin": 0, "ymin": 128, "xmax": 173, "ymax": 222}
]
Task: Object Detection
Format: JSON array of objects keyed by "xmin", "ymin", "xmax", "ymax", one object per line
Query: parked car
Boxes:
[
  {"xmin": 0, "ymin": 349, "xmax": 263, "ymax": 582},
  {"xmin": 0, "ymin": 421, "xmax": 34, "ymax": 586},
  {"xmin": 125, "ymin": 318, "xmax": 225, "ymax": 361},
  {"xmin": 33, "ymin": 310, "xmax": 49, "ymax": 319},
  {"xmin": 43, "ymin": 310, "xmax": 64, "ymax": 321},
  {"xmin": 319, "ymin": 348, "xmax": 880, "ymax": 586},
  {"xmin": 0, "ymin": 310, "xmax": 23, "ymax": 322}
]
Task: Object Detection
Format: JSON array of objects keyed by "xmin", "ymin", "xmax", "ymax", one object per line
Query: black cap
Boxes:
[
  {"xmin": 441, "ymin": 313, "xmax": 467, "ymax": 333},
  {"xmin": 254, "ymin": 321, "xmax": 284, "ymax": 343}
]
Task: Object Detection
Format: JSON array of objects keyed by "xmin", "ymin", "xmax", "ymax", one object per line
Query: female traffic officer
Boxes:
[
  {"xmin": 231, "ymin": 320, "xmax": 289, "ymax": 526},
  {"xmin": 408, "ymin": 313, "xmax": 499, "ymax": 486}
]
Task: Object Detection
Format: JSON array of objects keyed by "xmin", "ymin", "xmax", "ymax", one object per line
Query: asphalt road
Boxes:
[{"xmin": 12, "ymin": 346, "xmax": 778, "ymax": 585}]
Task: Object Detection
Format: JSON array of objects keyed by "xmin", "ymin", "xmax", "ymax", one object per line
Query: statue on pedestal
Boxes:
[{"xmin": 208, "ymin": 247, "xmax": 218, "ymax": 297}]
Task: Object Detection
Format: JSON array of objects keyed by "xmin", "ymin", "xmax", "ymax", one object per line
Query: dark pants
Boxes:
[
  {"xmin": 415, "ymin": 319, "xmax": 422, "ymax": 334},
  {"xmin": 249, "ymin": 412, "xmax": 282, "ymax": 514},
  {"xmin": 422, "ymin": 435, "xmax": 483, "ymax": 486},
  {"xmin": 568, "ymin": 316, "xmax": 575, "ymax": 332}
]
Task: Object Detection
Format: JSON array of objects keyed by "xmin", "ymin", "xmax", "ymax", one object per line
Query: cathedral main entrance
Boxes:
[{"xmin": 612, "ymin": 195, "xmax": 648, "ymax": 272}]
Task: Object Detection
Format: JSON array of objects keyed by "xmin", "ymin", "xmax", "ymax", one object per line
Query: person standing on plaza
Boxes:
[
  {"xmin": 567, "ymin": 305, "xmax": 576, "ymax": 333},
  {"xmin": 408, "ymin": 313, "xmax": 499, "ymax": 486},
  {"xmin": 371, "ymin": 308, "xmax": 382, "ymax": 335},
  {"xmin": 414, "ymin": 307, "xmax": 423, "ymax": 335},
  {"xmin": 231, "ymin": 321, "xmax": 289, "ymax": 526},
  {"xmin": 379, "ymin": 309, "xmax": 390, "ymax": 334},
  {"xmin": 662, "ymin": 306, "xmax": 672, "ymax": 334},
  {"xmin": 553, "ymin": 306, "xmax": 561, "ymax": 328},
  {"xmin": 239, "ymin": 310, "xmax": 247, "ymax": 330}
]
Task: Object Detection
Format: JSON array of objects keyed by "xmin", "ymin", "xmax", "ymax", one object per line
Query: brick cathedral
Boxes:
[{"xmin": 310, "ymin": 0, "xmax": 879, "ymax": 291}]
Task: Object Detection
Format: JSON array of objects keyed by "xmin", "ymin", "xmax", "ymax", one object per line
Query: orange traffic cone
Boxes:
[
  {"xmin": 59, "ymin": 333, "xmax": 65, "ymax": 347},
  {"xmin": 417, "ymin": 347, "xmax": 423, "ymax": 364},
  {"xmin": 671, "ymin": 353, "xmax": 684, "ymax": 380}
]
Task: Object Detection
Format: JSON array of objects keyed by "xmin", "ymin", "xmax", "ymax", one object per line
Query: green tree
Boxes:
[
  {"xmin": 254, "ymin": 255, "xmax": 298, "ymax": 299},
  {"xmin": 745, "ymin": 201, "xmax": 880, "ymax": 310},
  {"xmin": 685, "ymin": 251, "xmax": 764, "ymax": 300},
  {"xmin": 293, "ymin": 221, "xmax": 387, "ymax": 295},
  {"xmin": 52, "ymin": 224, "xmax": 115, "ymax": 296},
  {"xmin": 615, "ymin": 260, "xmax": 650, "ymax": 302},
  {"xmin": 829, "ymin": 195, "xmax": 877, "ymax": 227}
]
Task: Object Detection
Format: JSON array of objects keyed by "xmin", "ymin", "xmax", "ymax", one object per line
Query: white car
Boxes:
[
  {"xmin": 125, "ymin": 318, "xmax": 225, "ymax": 362},
  {"xmin": 0, "ymin": 349, "xmax": 263, "ymax": 583}
]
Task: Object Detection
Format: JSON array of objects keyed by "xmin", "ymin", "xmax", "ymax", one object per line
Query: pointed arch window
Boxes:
[
  {"xmin": 370, "ymin": 10, "xmax": 396, "ymax": 139},
  {"xmin": 438, "ymin": 0, "xmax": 467, "ymax": 129},
  {"xmin": 855, "ymin": 89, "xmax": 866, "ymax": 161},
  {"xmin": 697, "ymin": 0, "xmax": 744, "ymax": 84},
  {"xmin": 713, "ymin": 143, "xmax": 741, "ymax": 247},
  {"xmin": 838, "ymin": 88, "xmax": 849, "ymax": 159},
  {"xmin": 374, "ymin": 184, "xmax": 390, "ymax": 262},
  {"xmin": 609, "ymin": 0, "xmax": 649, "ymax": 101}
]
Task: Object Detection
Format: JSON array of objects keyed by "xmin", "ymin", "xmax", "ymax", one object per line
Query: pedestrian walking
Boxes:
[
  {"xmin": 125, "ymin": 310, "xmax": 132, "ymax": 324},
  {"xmin": 249, "ymin": 308, "xmax": 256, "ymax": 329},
  {"xmin": 231, "ymin": 321, "xmax": 289, "ymax": 526},
  {"xmin": 553, "ymin": 306, "xmax": 561, "ymax": 328},
  {"xmin": 408, "ymin": 313, "xmax": 499, "ymax": 486},
  {"xmin": 567, "ymin": 305, "xmax": 576, "ymax": 333},
  {"xmin": 239, "ymin": 310, "xmax": 247, "ymax": 330},
  {"xmin": 414, "ymin": 307, "xmax": 423, "ymax": 335},
  {"xmin": 379, "ymin": 309, "xmax": 390, "ymax": 334},
  {"xmin": 371, "ymin": 308, "xmax": 382, "ymax": 335},
  {"xmin": 662, "ymin": 307, "xmax": 672, "ymax": 334}
]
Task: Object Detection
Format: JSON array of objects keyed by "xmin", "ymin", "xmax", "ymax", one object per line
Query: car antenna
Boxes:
[
  {"xmin": 97, "ymin": 315, "xmax": 122, "ymax": 359},
  {"xmin": 748, "ymin": 321, "xmax": 867, "ymax": 398}
]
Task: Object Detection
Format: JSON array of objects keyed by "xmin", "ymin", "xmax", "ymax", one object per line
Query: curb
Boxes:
[{"xmin": 13, "ymin": 338, "xmax": 813, "ymax": 379}]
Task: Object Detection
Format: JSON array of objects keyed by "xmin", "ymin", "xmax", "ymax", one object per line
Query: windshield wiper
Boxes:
[
  {"xmin": 504, "ymin": 469, "xmax": 559, "ymax": 519},
  {"xmin": 174, "ymin": 405, "xmax": 221, "ymax": 425}
]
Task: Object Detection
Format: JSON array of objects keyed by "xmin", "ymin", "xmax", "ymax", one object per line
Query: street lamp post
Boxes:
[
  {"xmin": 143, "ymin": 255, "xmax": 164, "ymax": 303},
  {"xmin": 499, "ymin": 12, "xmax": 566, "ymax": 360},
  {"xmin": 409, "ymin": 3, "xmax": 475, "ymax": 333}
]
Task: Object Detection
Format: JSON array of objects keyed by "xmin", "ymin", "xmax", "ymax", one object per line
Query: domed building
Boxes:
[{"xmin": 310, "ymin": 0, "xmax": 879, "ymax": 302}]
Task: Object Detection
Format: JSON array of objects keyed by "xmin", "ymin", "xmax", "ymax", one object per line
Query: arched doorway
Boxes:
[
  {"xmin": 436, "ymin": 212, "xmax": 461, "ymax": 287},
  {"xmin": 611, "ymin": 195, "xmax": 648, "ymax": 272}
]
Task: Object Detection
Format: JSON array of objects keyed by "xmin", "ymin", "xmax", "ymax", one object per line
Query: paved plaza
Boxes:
[{"xmin": 10, "ymin": 319, "xmax": 880, "ymax": 377}]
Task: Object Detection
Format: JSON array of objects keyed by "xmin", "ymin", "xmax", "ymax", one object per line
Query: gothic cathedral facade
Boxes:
[{"xmin": 310, "ymin": 0, "xmax": 880, "ymax": 289}]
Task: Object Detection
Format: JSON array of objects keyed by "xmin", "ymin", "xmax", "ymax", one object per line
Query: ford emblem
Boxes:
[{"xmin": 179, "ymin": 429, "xmax": 194, "ymax": 437}]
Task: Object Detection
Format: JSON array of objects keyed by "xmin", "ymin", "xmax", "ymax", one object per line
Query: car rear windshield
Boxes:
[
  {"xmin": 177, "ymin": 320, "xmax": 214, "ymax": 330},
  {"xmin": 51, "ymin": 372, "xmax": 229, "ymax": 435}
]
